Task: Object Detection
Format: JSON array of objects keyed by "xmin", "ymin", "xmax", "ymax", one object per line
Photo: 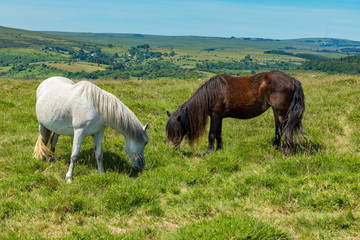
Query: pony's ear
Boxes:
[
  {"xmin": 166, "ymin": 111, "xmax": 172, "ymax": 117},
  {"xmin": 143, "ymin": 123, "xmax": 149, "ymax": 131}
]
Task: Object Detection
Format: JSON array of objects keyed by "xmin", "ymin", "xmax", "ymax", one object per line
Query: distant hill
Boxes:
[
  {"xmin": 1, "ymin": 25, "xmax": 360, "ymax": 54},
  {"xmin": 44, "ymin": 31, "xmax": 360, "ymax": 54},
  {"xmin": 0, "ymin": 26, "xmax": 106, "ymax": 50}
]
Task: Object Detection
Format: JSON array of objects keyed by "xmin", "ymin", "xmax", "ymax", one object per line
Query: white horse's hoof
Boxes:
[{"xmin": 64, "ymin": 175, "xmax": 72, "ymax": 183}]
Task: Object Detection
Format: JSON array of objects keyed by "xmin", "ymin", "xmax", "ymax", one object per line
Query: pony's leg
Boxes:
[
  {"xmin": 206, "ymin": 116, "xmax": 222, "ymax": 155},
  {"xmin": 272, "ymin": 107, "xmax": 289, "ymax": 153},
  {"xmin": 49, "ymin": 133, "xmax": 60, "ymax": 162},
  {"xmin": 215, "ymin": 119, "xmax": 223, "ymax": 151},
  {"xmin": 272, "ymin": 106, "xmax": 294, "ymax": 155},
  {"xmin": 272, "ymin": 109, "xmax": 284, "ymax": 148},
  {"xmin": 65, "ymin": 129, "xmax": 85, "ymax": 183},
  {"xmin": 92, "ymin": 129, "xmax": 105, "ymax": 174}
]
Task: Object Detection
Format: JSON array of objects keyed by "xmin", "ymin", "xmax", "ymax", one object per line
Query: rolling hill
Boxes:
[
  {"xmin": 0, "ymin": 26, "xmax": 105, "ymax": 49},
  {"xmin": 1, "ymin": 25, "xmax": 360, "ymax": 53},
  {"xmin": 44, "ymin": 31, "xmax": 360, "ymax": 53}
]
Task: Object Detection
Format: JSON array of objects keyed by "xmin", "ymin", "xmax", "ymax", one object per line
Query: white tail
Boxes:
[{"xmin": 33, "ymin": 133, "xmax": 53, "ymax": 159}]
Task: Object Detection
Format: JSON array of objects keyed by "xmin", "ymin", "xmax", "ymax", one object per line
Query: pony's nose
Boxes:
[
  {"xmin": 133, "ymin": 156, "xmax": 145, "ymax": 172},
  {"xmin": 169, "ymin": 141, "xmax": 180, "ymax": 150},
  {"xmin": 134, "ymin": 161, "xmax": 144, "ymax": 172},
  {"xmin": 169, "ymin": 141, "xmax": 180, "ymax": 149}
]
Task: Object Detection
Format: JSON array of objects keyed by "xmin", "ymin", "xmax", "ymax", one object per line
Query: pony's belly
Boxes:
[
  {"xmin": 226, "ymin": 102, "xmax": 270, "ymax": 119},
  {"xmin": 39, "ymin": 118, "xmax": 75, "ymax": 136},
  {"xmin": 39, "ymin": 115, "xmax": 104, "ymax": 136},
  {"xmin": 229, "ymin": 111, "xmax": 266, "ymax": 119}
]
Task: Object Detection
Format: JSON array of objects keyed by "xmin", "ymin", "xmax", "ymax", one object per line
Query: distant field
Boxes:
[
  {"xmin": 171, "ymin": 47, "xmax": 307, "ymax": 63},
  {"xmin": 43, "ymin": 31, "xmax": 360, "ymax": 53},
  {"xmin": 44, "ymin": 62, "xmax": 107, "ymax": 72},
  {"xmin": 1, "ymin": 72, "xmax": 360, "ymax": 239}
]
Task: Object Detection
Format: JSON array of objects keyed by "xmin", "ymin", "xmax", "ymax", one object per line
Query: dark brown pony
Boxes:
[{"xmin": 166, "ymin": 70, "xmax": 305, "ymax": 155}]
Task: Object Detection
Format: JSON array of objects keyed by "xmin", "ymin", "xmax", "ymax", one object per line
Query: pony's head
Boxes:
[
  {"xmin": 124, "ymin": 123, "xmax": 149, "ymax": 172},
  {"xmin": 166, "ymin": 110, "xmax": 187, "ymax": 149}
]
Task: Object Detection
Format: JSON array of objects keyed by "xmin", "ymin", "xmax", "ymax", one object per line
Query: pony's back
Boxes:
[{"xmin": 36, "ymin": 76, "xmax": 74, "ymax": 100}]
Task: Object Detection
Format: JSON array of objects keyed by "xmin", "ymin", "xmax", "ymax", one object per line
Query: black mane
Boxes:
[{"xmin": 166, "ymin": 74, "xmax": 228, "ymax": 144}]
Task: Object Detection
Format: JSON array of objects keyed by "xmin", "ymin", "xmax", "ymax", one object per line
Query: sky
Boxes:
[{"xmin": 1, "ymin": 0, "xmax": 360, "ymax": 41}]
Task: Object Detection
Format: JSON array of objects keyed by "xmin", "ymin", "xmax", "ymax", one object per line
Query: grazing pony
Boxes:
[
  {"xmin": 166, "ymin": 70, "xmax": 304, "ymax": 155},
  {"xmin": 34, "ymin": 77, "xmax": 148, "ymax": 182}
]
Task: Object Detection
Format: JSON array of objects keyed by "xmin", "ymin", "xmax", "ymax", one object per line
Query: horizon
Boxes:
[
  {"xmin": 41, "ymin": 30, "xmax": 358, "ymax": 42},
  {"xmin": 33, "ymin": 28, "xmax": 360, "ymax": 43},
  {"xmin": 2, "ymin": 24, "xmax": 357, "ymax": 42},
  {"xmin": 1, "ymin": 0, "xmax": 360, "ymax": 42}
]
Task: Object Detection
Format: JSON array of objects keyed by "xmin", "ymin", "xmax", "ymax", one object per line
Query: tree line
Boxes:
[{"xmin": 302, "ymin": 55, "xmax": 360, "ymax": 74}]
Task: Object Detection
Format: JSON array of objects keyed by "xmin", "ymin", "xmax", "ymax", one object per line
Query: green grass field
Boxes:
[
  {"xmin": 0, "ymin": 72, "xmax": 359, "ymax": 239},
  {"xmin": 44, "ymin": 62, "xmax": 107, "ymax": 73}
]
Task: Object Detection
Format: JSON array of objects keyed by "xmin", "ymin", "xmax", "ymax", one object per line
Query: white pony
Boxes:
[{"xmin": 34, "ymin": 77, "xmax": 149, "ymax": 182}]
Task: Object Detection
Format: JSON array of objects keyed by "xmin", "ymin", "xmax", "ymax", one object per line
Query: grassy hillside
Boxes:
[
  {"xmin": 44, "ymin": 31, "xmax": 360, "ymax": 53},
  {"xmin": 0, "ymin": 26, "xmax": 105, "ymax": 49},
  {"xmin": 1, "ymin": 72, "xmax": 359, "ymax": 239},
  {"xmin": 0, "ymin": 26, "xmax": 114, "ymax": 78}
]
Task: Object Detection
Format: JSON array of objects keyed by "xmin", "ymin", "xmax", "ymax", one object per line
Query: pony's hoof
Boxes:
[
  {"xmin": 64, "ymin": 175, "xmax": 72, "ymax": 183},
  {"xmin": 283, "ymin": 148, "xmax": 292, "ymax": 156},
  {"xmin": 203, "ymin": 150, "xmax": 213, "ymax": 157}
]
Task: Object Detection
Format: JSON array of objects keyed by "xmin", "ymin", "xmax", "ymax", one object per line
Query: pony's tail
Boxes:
[
  {"xmin": 283, "ymin": 78, "xmax": 305, "ymax": 150},
  {"xmin": 33, "ymin": 131, "xmax": 53, "ymax": 160}
]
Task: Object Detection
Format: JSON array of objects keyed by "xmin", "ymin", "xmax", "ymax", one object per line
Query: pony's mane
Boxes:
[
  {"xmin": 178, "ymin": 74, "xmax": 228, "ymax": 144},
  {"xmin": 76, "ymin": 81, "xmax": 145, "ymax": 141}
]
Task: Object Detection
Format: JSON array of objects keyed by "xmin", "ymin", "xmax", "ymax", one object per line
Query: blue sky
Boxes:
[{"xmin": 1, "ymin": 0, "xmax": 360, "ymax": 41}]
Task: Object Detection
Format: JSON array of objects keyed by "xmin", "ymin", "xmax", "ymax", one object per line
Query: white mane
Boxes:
[{"xmin": 77, "ymin": 81, "xmax": 145, "ymax": 141}]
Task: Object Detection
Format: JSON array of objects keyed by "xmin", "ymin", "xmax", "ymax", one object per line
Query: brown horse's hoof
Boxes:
[
  {"xmin": 204, "ymin": 149, "xmax": 213, "ymax": 157},
  {"xmin": 283, "ymin": 148, "xmax": 292, "ymax": 156}
]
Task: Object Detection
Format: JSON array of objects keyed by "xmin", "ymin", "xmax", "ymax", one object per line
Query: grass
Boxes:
[
  {"xmin": 0, "ymin": 72, "xmax": 359, "ymax": 239},
  {"xmin": 44, "ymin": 61, "xmax": 107, "ymax": 72}
]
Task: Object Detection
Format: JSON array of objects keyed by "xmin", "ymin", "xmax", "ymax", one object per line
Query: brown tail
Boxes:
[
  {"xmin": 283, "ymin": 78, "xmax": 305, "ymax": 150},
  {"xmin": 33, "ymin": 131, "xmax": 53, "ymax": 159}
]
